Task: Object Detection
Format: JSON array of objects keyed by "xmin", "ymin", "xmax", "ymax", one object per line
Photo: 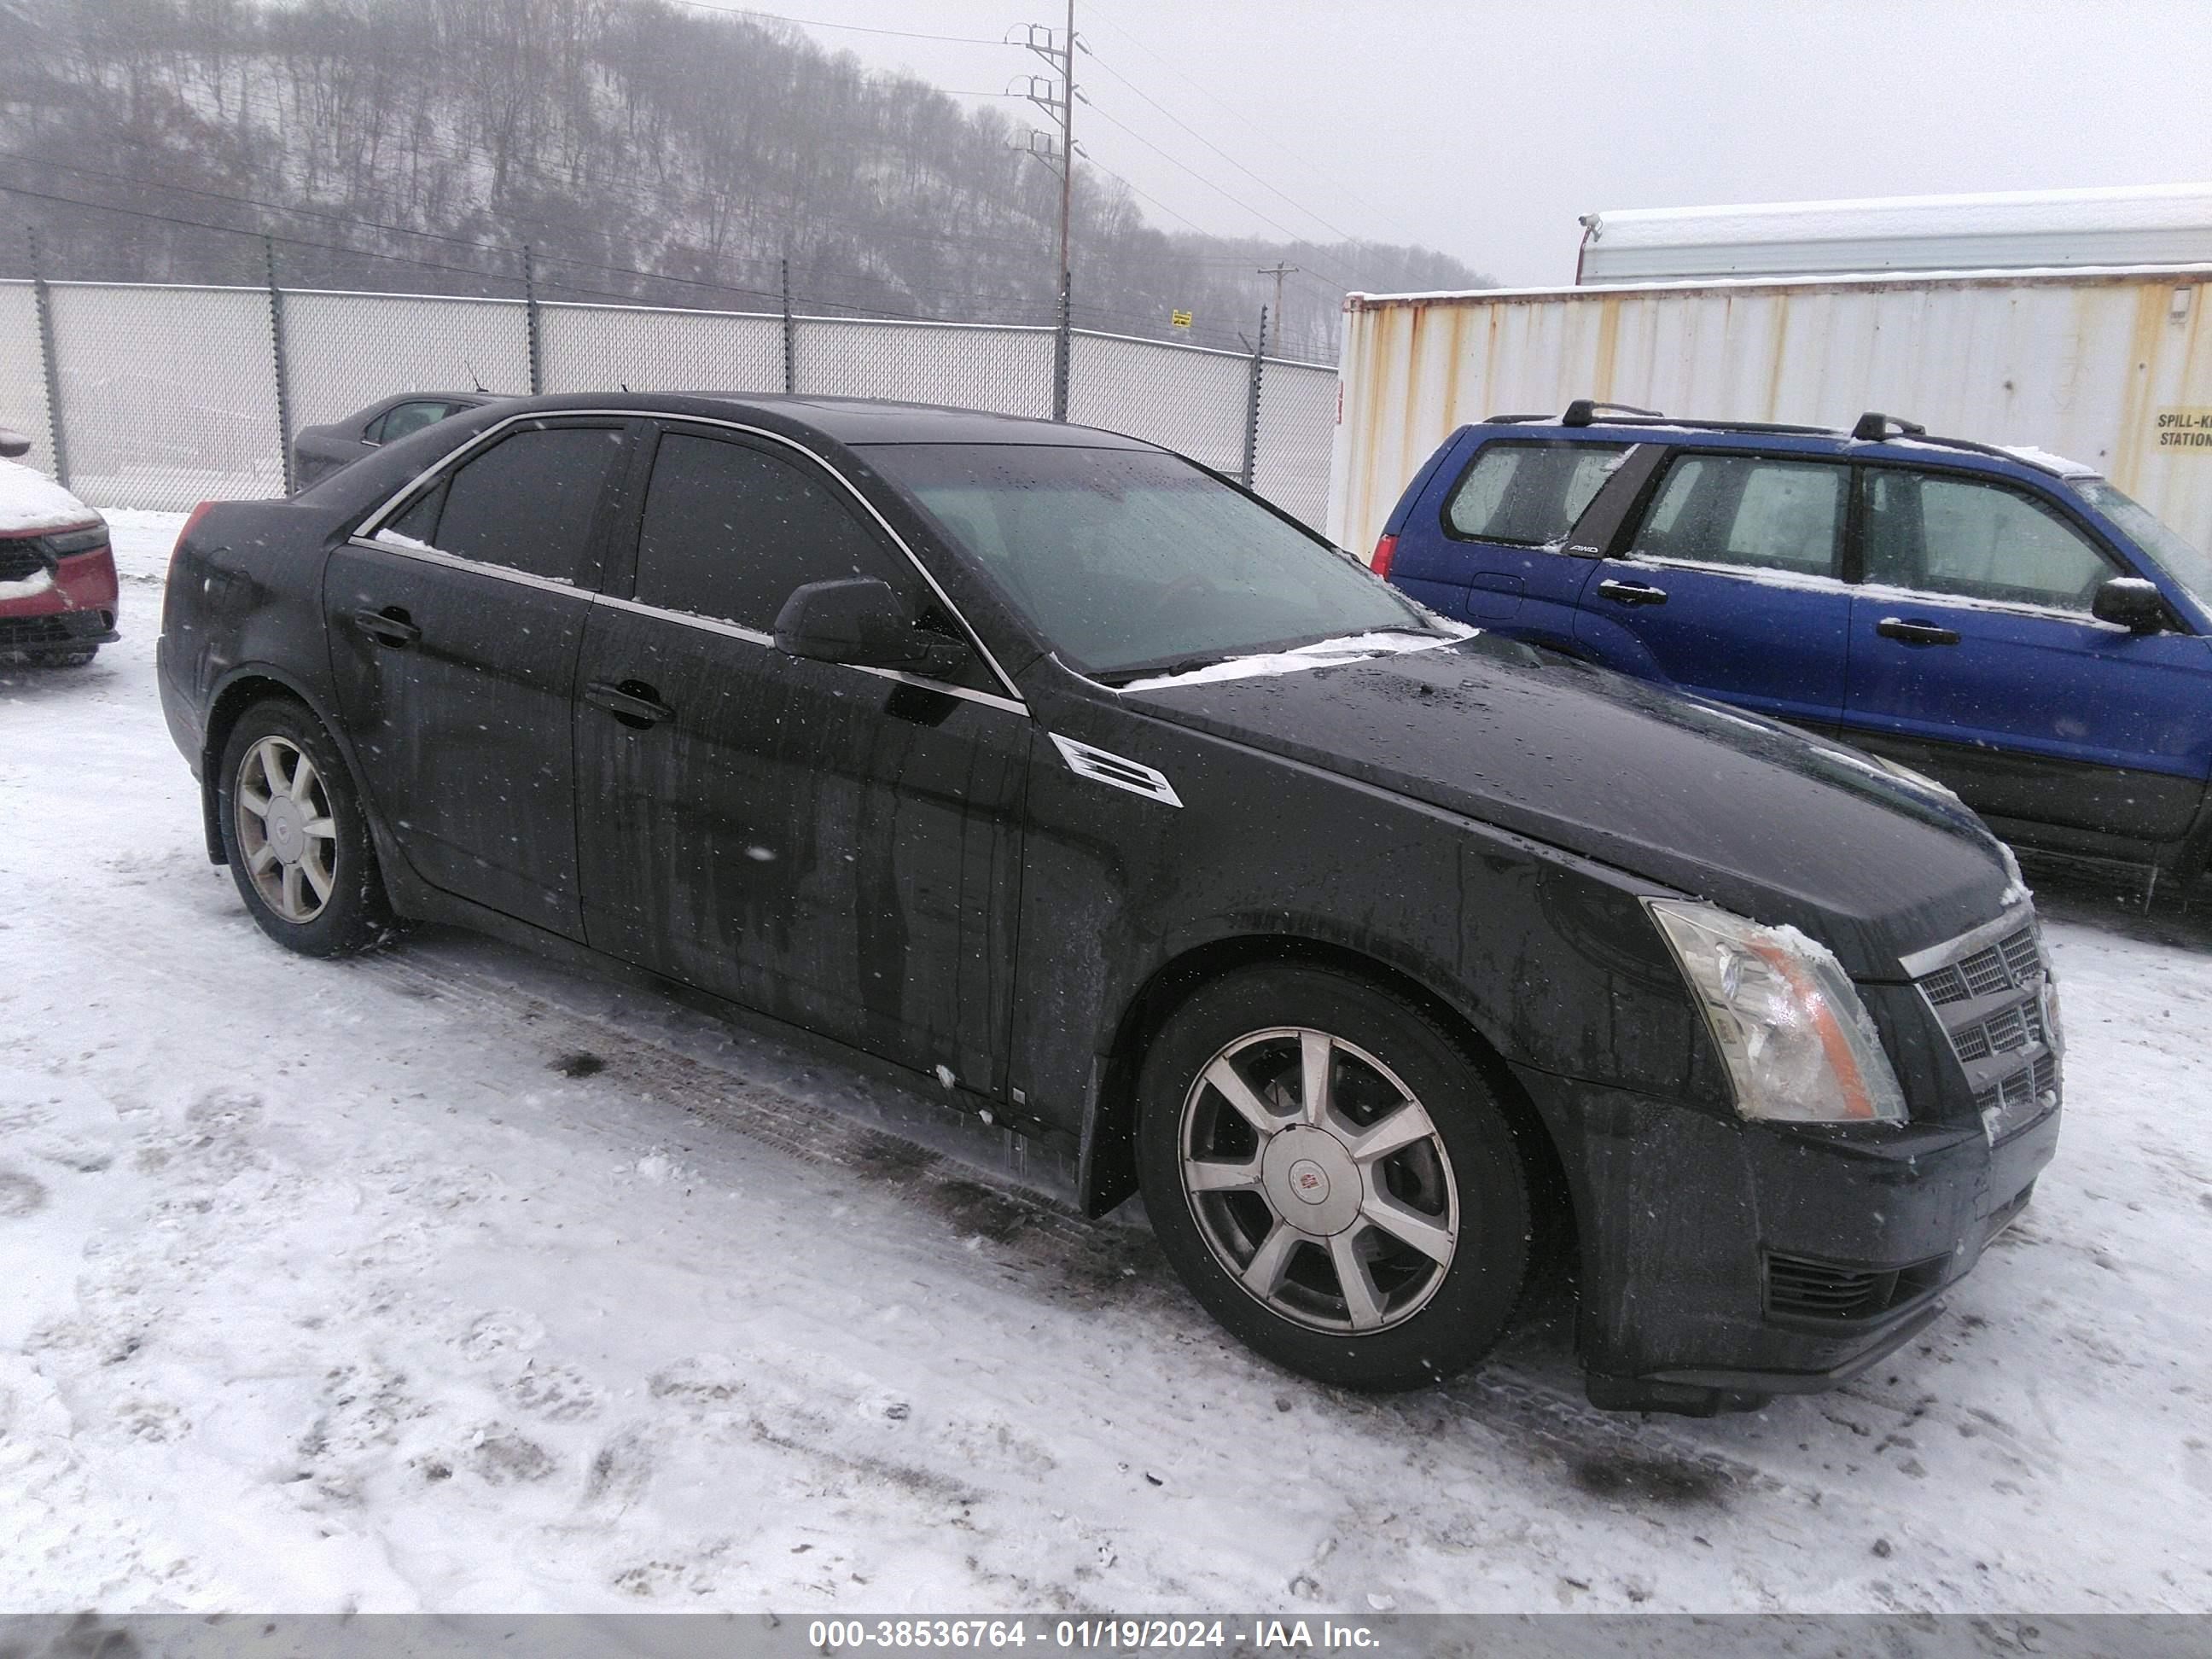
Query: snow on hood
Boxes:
[{"xmin": 0, "ymin": 458, "xmax": 101, "ymax": 536}]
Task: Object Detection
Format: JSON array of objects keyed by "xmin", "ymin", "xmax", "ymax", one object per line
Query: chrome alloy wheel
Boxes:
[
  {"xmin": 234, "ymin": 735, "xmax": 338, "ymax": 923},
  {"xmin": 1179, "ymin": 1026, "xmax": 1459, "ymax": 1334}
]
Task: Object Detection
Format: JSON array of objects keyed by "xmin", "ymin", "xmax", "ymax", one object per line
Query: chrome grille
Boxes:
[{"xmin": 1905, "ymin": 911, "xmax": 2061, "ymax": 1138}]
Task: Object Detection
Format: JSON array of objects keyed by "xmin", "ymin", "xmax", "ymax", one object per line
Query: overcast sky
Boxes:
[{"xmin": 693, "ymin": 0, "xmax": 2209, "ymax": 294}]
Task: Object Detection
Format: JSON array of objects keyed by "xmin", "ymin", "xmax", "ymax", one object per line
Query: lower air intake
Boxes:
[{"xmin": 1765, "ymin": 1250, "xmax": 1946, "ymax": 1322}]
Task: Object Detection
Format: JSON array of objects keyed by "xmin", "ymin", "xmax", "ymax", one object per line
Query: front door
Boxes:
[
  {"xmin": 1842, "ymin": 465, "xmax": 2212, "ymax": 844},
  {"xmin": 323, "ymin": 419, "xmax": 632, "ymax": 937},
  {"xmin": 1575, "ymin": 450, "xmax": 1854, "ymax": 726},
  {"xmin": 573, "ymin": 422, "xmax": 1029, "ymax": 1093}
]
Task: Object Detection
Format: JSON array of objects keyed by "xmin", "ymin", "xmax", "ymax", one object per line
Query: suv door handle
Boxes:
[
  {"xmin": 1876, "ymin": 617, "xmax": 1962, "ymax": 648},
  {"xmin": 585, "ymin": 679, "xmax": 673, "ymax": 728},
  {"xmin": 1596, "ymin": 578, "xmax": 1668, "ymax": 608},
  {"xmin": 353, "ymin": 606, "xmax": 420, "ymax": 648}
]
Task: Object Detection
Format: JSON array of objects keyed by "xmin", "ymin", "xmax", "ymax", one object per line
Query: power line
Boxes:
[
  {"xmin": 1073, "ymin": 98, "xmax": 1361, "ymax": 291},
  {"xmin": 1079, "ymin": 45, "xmax": 1359, "ymax": 247},
  {"xmin": 0, "ymin": 174, "xmax": 1070, "ymax": 328},
  {"xmin": 1082, "ymin": 7, "xmax": 1421, "ymax": 247}
]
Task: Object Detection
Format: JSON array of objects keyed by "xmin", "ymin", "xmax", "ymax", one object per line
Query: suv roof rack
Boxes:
[
  {"xmin": 1531, "ymin": 401, "xmax": 2073, "ymax": 477},
  {"xmin": 1848, "ymin": 420, "xmax": 2069, "ymax": 474},
  {"xmin": 1555, "ymin": 399, "xmax": 1836, "ymax": 438},
  {"xmin": 1560, "ymin": 399, "xmax": 1663, "ymax": 427}
]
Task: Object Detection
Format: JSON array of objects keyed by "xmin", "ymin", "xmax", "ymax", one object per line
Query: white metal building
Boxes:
[{"xmin": 1575, "ymin": 184, "xmax": 2212, "ymax": 284}]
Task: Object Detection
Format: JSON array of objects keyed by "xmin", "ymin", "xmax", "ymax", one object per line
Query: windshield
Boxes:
[
  {"xmin": 865, "ymin": 443, "xmax": 1436, "ymax": 679},
  {"xmin": 2072, "ymin": 479, "xmax": 2212, "ymax": 608}
]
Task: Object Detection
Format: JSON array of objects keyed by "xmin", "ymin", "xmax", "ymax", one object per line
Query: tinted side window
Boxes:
[
  {"xmin": 381, "ymin": 400, "xmax": 454, "ymax": 443},
  {"xmin": 406, "ymin": 426, "xmax": 623, "ymax": 583},
  {"xmin": 633, "ymin": 432, "xmax": 912, "ymax": 630},
  {"xmin": 1632, "ymin": 454, "xmax": 1843, "ymax": 577},
  {"xmin": 1864, "ymin": 468, "xmax": 2116, "ymax": 610},
  {"xmin": 1446, "ymin": 442, "xmax": 1628, "ymax": 545}
]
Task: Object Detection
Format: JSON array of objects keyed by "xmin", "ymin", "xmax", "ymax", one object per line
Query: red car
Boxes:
[{"xmin": 0, "ymin": 426, "xmax": 119, "ymax": 667}]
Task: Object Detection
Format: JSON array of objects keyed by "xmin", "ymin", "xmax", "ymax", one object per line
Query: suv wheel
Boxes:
[
  {"xmin": 1136, "ymin": 965, "xmax": 1536, "ymax": 1391},
  {"xmin": 217, "ymin": 697, "xmax": 393, "ymax": 957}
]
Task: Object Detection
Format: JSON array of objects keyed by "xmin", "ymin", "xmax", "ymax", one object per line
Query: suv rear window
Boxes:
[{"xmin": 1444, "ymin": 442, "xmax": 1627, "ymax": 546}]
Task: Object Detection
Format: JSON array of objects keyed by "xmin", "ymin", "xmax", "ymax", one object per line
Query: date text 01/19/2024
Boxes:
[{"xmin": 805, "ymin": 1621, "xmax": 1383, "ymax": 1651}]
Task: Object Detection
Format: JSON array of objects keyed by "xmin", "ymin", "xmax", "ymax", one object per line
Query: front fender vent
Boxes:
[{"xmin": 1048, "ymin": 734, "xmax": 1182, "ymax": 808}]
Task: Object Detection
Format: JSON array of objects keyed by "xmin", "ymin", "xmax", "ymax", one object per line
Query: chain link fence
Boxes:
[{"xmin": 0, "ymin": 278, "xmax": 1340, "ymax": 529}]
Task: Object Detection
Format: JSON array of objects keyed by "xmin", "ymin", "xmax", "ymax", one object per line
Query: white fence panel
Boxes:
[
  {"xmin": 541, "ymin": 302, "xmax": 783, "ymax": 394},
  {"xmin": 1254, "ymin": 358, "xmax": 1336, "ymax": 530},
  {"xmin": 0, "ymin": 282, "xmax": 55, "ymax": 477},
  {"xmin": 795, "ymin": 318, "xmax": 1053, "ymax": 418},
  {"xmin": 6, "ymin": 281, "xmax": 1341, "ymax": 516},
  {"xmin": 282, "ymin": 291, "xmax": 532, "ymax": 431},
  {"xmin": 1068, "ymin": 331, "xmax": 1249, "ymax": 474},
  {"xmin": 49, "ymin": 283, "xmax": 282, "ymax": 510}
]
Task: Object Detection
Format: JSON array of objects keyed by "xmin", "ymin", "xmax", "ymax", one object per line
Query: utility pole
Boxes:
[
  {"xmin": 1014, "ymin": 3, "xmax": 1077, "ymax": 417},
  {"xmin": 1258, "ymin": 261, "xmax": 1298, "ymax": 358}
]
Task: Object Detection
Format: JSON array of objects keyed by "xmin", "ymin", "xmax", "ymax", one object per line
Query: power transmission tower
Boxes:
[
  {"xmin": 1011, "ymin": 3, "xmax": 1078, "ymax": 417},
  {"xmin": 1258, "ymin": 261, "xmax": 1298, "ymax": 357}
]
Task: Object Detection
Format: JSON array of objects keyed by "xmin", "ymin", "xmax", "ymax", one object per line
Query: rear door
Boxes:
[
  {"xmin": 573, "ymin": 421, "xmax": 1028, "ymax": 1093},
  {"xmin": 1388, "ymin": 437, "xmax": 1629, "ymax": 643},
  {"xmin": 1842, "ymin": 465, "xmax": 2212, "ymax": 844},
  {"xmin": 323, "ymin": 418, "xmax": 632, "ymax": 937},
  {"xmin": 1575, "ymin": 449, "xmax": 1854, "ymax": 725}
]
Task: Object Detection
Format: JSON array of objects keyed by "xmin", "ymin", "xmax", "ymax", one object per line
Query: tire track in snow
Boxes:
[{"xmin": 358, "ymin": 940, "xmax": 1795, "ymax": 1507}]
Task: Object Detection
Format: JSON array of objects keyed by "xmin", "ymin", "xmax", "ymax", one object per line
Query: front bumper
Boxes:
[
  {"xmin": 1513, "ymin": 1062, "xmax": 2060, "ymax": 1415},
  {"xmin": 0, "ymin": 543, "xmax": 120, "ymax": 655}
]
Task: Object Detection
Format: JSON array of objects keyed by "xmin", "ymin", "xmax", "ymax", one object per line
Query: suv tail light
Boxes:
[{"xmin": 1370, "ymin": 532, "xmax": 1398, "ymax": 579}]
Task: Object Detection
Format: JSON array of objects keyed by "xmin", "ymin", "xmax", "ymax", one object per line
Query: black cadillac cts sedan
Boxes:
[{"xmin": 158, "ymin": 394, "xmax": 2062, "ymax": 1415}]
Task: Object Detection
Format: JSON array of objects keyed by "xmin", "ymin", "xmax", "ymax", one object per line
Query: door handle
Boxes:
[
  {"xmin": 353, "ymin": 606, "xmax": 420, "ymax": 648},
  {"xmin": 585, "ymin": 678, "xmax": 673, "ymax": 728},
  {"xmin": 1596, "ymin": 578, "xmax": 1668, "ymax": 608},
  {"xmin": 1876, "ymin": 617, "xmax": 1962, "ymax": 648}
]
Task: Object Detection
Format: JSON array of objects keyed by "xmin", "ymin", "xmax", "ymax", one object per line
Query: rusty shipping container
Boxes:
[{"xmin": 1327, "ymin": 265, "xmax": 2212, "ymax": 563}]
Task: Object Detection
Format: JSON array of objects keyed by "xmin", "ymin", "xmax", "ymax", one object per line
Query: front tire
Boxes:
[
  {"xmin": 217, "ymin": 697, "xmax": 393, "ymax": 957},
  {"xmin": 1136, "ymin": 965, "xmax": 1537, "ymax": 1392}
]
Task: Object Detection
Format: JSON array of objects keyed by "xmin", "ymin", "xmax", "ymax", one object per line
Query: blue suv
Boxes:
[{"xmin": 1374, "ymin": 403, "xmax": 2212, "ymax": 896}]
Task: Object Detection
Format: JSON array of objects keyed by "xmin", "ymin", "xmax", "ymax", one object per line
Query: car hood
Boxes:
[
  {"xmin": 1124, "ymin": 635, "xmax": 2013, "ymax": 980},
  {"xmin": 0, "ymin": 458, "xmax": 99, "ymax": 536}
]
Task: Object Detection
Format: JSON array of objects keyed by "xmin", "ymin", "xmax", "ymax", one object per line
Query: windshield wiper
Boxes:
[{"xmin": 1093, "ymin": 651, "xmax": 1235, "ymax": 687}]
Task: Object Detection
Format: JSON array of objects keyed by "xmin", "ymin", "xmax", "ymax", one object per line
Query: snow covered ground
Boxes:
[{"xmin": 3, "ymin": 511, "xmax": 2211, "ymax": 1615}]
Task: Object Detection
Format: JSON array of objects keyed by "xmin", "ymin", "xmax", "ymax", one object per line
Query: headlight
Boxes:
[{"xmin": 1645, "ymin": 899, "xmax": 1908, "ymax": 1124}]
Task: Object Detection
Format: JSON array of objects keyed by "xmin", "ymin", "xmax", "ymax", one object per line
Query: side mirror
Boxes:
[
  {"xmin": 0, "ymin": 427, "xmax": 31, "ymax": 460},
  {"xmin": 773, "ymin": 578, "xmax": 965, "ymax": 678},
  {"xmin": 2092, "ymin": 575, "xmax": 2170, "ymax": 633}
]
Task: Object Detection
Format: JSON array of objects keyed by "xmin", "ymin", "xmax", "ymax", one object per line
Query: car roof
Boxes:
[
  {"xmin": 1476, "ymin": 408, "xmax": 2098, "ymax": 483},
  {"xmin": 480, "ymin": 391, "xmax": 1160, "ymax": 450}
]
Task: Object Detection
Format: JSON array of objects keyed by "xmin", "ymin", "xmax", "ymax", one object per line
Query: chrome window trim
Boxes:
[
  {"xmin": 1895, "ymin": 902, "xmax": 2038, "ymax": 981},
  {"xmin": 344, "ymin": 535, "xmax": 1024, "ymax": 716},
  {"xmin": 353, "ymin": 405, "xmax": 1027, "ymax": 707},
  {"xmin": 589, "ymin": 591, "xmax": 1026, "ymax": 715},
  {"xmin": 346, "ymin": 533, "xmax": 590, "ymax": 601},
  {"xmin": 591, "ymin": 589, "xmax": 773, "ymax": 647}
]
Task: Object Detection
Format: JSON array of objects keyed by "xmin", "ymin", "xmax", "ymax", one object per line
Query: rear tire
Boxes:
[
  {"xmin": 217, "ymin": 696, "xmax": 394, "ymax": 958},
  {"xmin": 1135, "ymin": 964, "xmax": 1536, "ymax": 1392}
]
